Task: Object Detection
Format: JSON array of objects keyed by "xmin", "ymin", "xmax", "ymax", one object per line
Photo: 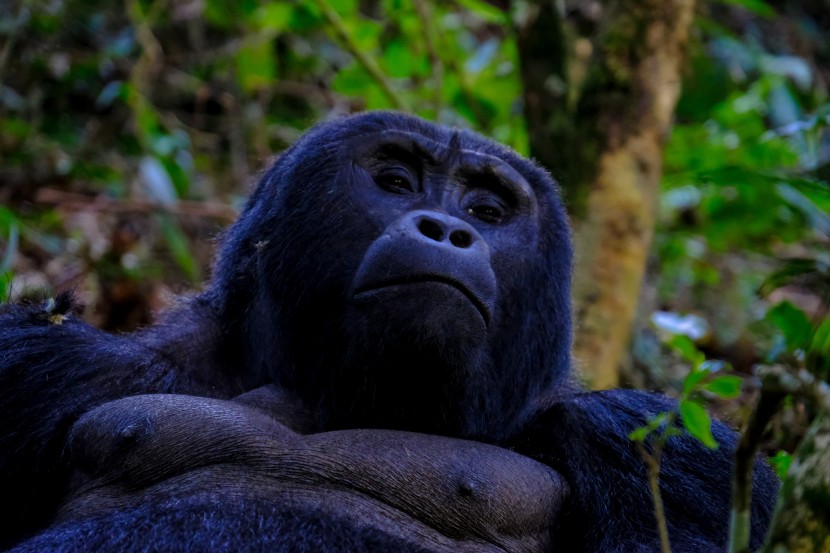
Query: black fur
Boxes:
[{"xmin": 0, "ymin": 112, "xmax": 777, "ymax": 551}]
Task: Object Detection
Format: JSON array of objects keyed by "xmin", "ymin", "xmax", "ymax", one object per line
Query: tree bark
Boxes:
[
  {"xmin": 760, "ymin": 412, "xmax": 830, "ymax": 553},
  {"xmin": 517, "ymin": 0, "xmax": 696, "ymax": 388}
]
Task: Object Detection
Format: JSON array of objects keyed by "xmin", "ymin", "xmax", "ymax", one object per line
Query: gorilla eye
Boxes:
[
  {"xmin": 467, "ymin": 203, "xmax": 506, "ymax": 223},
  {"xmin": 375, "ymin": 173, "xmax": 415, "ymax": 194}
]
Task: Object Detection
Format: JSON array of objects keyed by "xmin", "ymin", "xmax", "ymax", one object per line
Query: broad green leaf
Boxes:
[
  {"xmin": 237, "ymin": 39, "xmax": 277, "ymax": 93},
  {"xmin": 157, "ymin": 215, "xmax": 201, "ymax": 284},
  {"xmin": 128, "ymin": 89, "xmax": 163, "ymax": 147},
  {"xmin": 382, "ymin": 38, "xmax": 422, "ymax": 78},
  {"xmin": 683, "ymin": 367, "xmax": 710, "ymax": 394},
  {"xmin": 759, "ymin": 258, "xmax": 821, "ymax": 297},
  {"xmin": 668, "ymin": 335, "xmax": 706, "ymax": 366},
  {"xmin": 777, "ymin": 183, "xmax": 830, "ymax": 236},
  {"xmin": 713, "ymin": 0, "xmax": 774, "ymax": 18},
  {"xmin": 139, "ymin": 157, "xmax": 177, "ymax": 206},
  {"xmin": 256, "ymin": 3, "xmax": 293, "ymax": 30},
  {"xmin": 95, "ymin": 81, "xmax": 127, "ymax": 110},
  {"xmin": 455, "ymin": 0, "xmax": 506, "ymax": 22},
  {"xmin": 704, "ymin": 375, "xmax": 744, "ymax": 398},
  {"xmin": 329, "ymin": 0, "xmax": 358, "ymax": 16},
  {"xmin": 812, "ymin": 319, "xmax": 830, "ymax": 355},
  {"xmin": 0, "ymin": 272, "xmax": 11, "ymax": 303},
  {"xmin": 331, "ymin": 62, "xmax": 375, "ymax": 96},
  {"xmin": 0, "ymin": 220, "xmax": 18, "ymax": 274},
  {"xmin": 770, "ymin": 450, "xmax": 793, "ymax": 479},
  {"xmin": 0, "ymin": 117, "xmax": 31, "ymax": 140},
  {"xmin": 680, "ymin": 400, "xmax": 718, "ymax": 449},
  {"xmin": 345, "ymin": 19, "xmax": 382, "ymax": 52},
  {"xmin": 766, "ymin": 301, "xmax": 813, "ymax": 350}
]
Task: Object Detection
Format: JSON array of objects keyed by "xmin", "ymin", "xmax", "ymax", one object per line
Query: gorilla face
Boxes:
[
  {"xmin": 349, "ymin": 130, "xmax": 539, "ymax": 337},
  {"xmin": 213, "ymin": 112, "xmax": 573, "ymax": 441}
]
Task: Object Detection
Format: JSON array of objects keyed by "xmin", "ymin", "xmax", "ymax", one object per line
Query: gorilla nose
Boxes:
[{"xmin": 409, "ymin": 211, "xmax": 479, "ymax": 250}]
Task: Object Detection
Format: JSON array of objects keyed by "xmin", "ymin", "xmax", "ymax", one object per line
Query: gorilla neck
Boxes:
[
  {"xmin": 222, "ymin": 291, "xmax": 534, "ymax": 442},
  {"xmin": 287, "ymin": 328, "xmax": 522, "ymax": 442}
]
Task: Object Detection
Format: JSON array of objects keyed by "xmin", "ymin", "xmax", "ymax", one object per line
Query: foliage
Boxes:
[
  {"xmin": 1, "ymin": 0, "xmax": 829, "ymax": 548},
  {"xmin": 0, "ymin": 0, "xmax": 527, "ymax": 317}
]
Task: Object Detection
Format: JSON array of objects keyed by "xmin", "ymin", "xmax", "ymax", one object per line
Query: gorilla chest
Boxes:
[{"xmin": 52, "ymin": 394, "xmax": 568, "ymax": 553}]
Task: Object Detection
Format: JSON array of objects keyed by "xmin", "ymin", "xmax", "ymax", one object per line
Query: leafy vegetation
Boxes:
[{"xmin": 0, "ymin": 0, "xmax": 829, "ymax": 545}]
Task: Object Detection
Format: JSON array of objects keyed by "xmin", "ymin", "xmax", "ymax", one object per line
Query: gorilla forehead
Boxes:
[{"xmin": 271, "ymin": 111, "xmax": 561, "ymax": 200}]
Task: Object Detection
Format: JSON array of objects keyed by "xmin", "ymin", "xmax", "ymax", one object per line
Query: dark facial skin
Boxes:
[{"xmin": 334, "ymin": 130, "xmax": 542, "ymax": 431}]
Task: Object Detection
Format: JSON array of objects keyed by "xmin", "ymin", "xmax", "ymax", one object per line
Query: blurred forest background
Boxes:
[{"xmin": 0, "ymin": 0, "xmax": 828, "ymax": 453}]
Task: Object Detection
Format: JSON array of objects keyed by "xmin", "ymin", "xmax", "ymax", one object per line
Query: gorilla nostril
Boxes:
[
  {"xmin": 449, "ymin": 230, "xmax": 472, "ymax": 249},
  {"xmin": 418, "ymin": 218, "xmax": 445, "ymax": 242}
]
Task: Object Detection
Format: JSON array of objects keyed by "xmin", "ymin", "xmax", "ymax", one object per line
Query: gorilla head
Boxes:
[{"xmin": 209, "ymin": 112, "xmax": 573, "ymax": 441}]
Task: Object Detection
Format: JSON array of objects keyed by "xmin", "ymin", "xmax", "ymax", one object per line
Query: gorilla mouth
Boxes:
[{"xmin": 354, "ymin": 275, "xmax": 491, "ymax": 326}]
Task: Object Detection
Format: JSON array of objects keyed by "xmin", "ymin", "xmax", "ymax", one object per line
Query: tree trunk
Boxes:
[
  {"xmin": 516, "ymin": 0, "xmax": 695, "ymax": 388},
  {"xmin": 760, "ymin": 412, "xmax": 830, "ymax": 553}
]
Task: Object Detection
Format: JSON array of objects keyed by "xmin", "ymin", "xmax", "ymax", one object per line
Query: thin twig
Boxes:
[
  {"xmin": 728, "ymin": 366, "xmax": 795, "ymax": 553},
  {"xmin": 413, "ymin": 0, "xmax": 444, "ymax": 115},
  {"xmin": 0, "ymin": 0, "xmax": 32, "ymax": 83},
  {"xmin": 728, "ymin": 387, "xmax": 784, "ymax": 553},
  {"xmin": 435, "ymin": 39, "xmax": 489, "ymax": 128},
  {"xmin": 35, "ymin": 188, "xmax": 238, "ymax": 222},
  {"xmin": 638, "ymin": 441, "xmax": 672, "ymax": 553},
  {"xmin": 313, "ymin": 0, "xmax": 410, "ymax": 111}
]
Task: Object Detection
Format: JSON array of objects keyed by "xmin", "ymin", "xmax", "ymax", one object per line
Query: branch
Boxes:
[
  {"xmin": 740, "ymin": 364, "xmax": 830, "ymax": 553},
  {"xmin": 314, "ymin": 0, "xmax": 410, "ymax": 111},
  {"xmin": 35, "ymin": 189, "xmax": 238, "ymax": 222},
  {"xmin": 413, "ymin": 0, "xmax": 443, "ymax": 115},
  {"xmin": 638, "ymin": 441, "xmax": 672, "ymax": 553},
  {"xmin": 729, "ymin": 384, "xmax": 786, "ymax": 553}
]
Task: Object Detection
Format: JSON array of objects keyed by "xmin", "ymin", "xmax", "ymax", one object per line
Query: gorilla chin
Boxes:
[{"xmin": 353, "ymin": 279, "xmax": 491, "ymax": 333}]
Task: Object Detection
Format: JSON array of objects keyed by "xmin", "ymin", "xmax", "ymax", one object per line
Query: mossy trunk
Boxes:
[
  {"xmin": 517, "ymin": 0, "xmax": 696, "ymax": 388},
  {"xmin": 760, "ymin": 412, "xmax": 830, "ymax": 553}
]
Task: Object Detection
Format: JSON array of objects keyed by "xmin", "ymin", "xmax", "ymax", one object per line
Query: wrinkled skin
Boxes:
[{"xmin": 0, "ymin": 112, "xmax": 777, "ymax": 552}]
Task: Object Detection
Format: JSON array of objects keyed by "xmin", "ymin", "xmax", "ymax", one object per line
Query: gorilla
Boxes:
[{"xmin": 0, "ymin": 112, "xmax": 777, "ymax": 552}]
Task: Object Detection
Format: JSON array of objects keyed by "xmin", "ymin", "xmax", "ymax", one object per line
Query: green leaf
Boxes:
[
  {"xmin": 669, "ymin": 335, "xmax": 706, "ymax": 366},
  {"xmin": 331, "ymin": 62, "xmax": 375, "ymax": 96},
  {"xmin": 777, "ymin": 184, "xmax": 830, "ymax": 236},
  {"xmin": 256, "ymin": 3, "xmax": 293, "ymax": 30},
  {"xmin": 759, "ymin": 259, "xmax": 820, "ymax": 297},
  {"xmin": 455, "ymin": 0, "xmax": 507, "ymax": 22},
  {"xmin": 629, "ymin": 426, "xmax": 649, "ymax": 442},
  {"xmin": 683, "ymin": 367, "xmax": 710, "ymax": 395},
  {"xmin": 713, "ymin": 0, "xmax": 774, "ymax": 18},
  {"xmin": 0, "ymin": 219, "xmax": 19, "ymax": 274},
  {"xmin": 128, "ymin": 89, "xmax": 163, "ymax": 147},
  {"xmin": 704, "ymin": 375, "xmax": 744, "ymax": 398},
  {"xmin": 680, "ymin": 400, "xmax": 718, "ymax": 449},
  {"xmin": 329, "ymin": 0, "xmax": 359, "ymax": 16},
  {"xmin": 0, "ymin": 272, "xmax": 12, "ymax": 303},
  {"xmin": 766, "ymin": 301, "xmax": 813, "ymax": 350},
  {"xmin": 382, "ymin": 38, "xmax": 419, "ymax": 78},
  {"xmin": 156, "ymin": 215, "xmax": 201, "ymax": 284},
  {"xmin": 770, "ymin": 450, "xmax": 792, "ymax": 479},
  {"xmin": 236, "ymin": 39, "xmax": 277, "ymax": 93}
]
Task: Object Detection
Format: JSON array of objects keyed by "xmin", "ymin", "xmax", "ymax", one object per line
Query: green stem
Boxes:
[
  {"xmin": 413, "ymin": 0, "xmax": 443, "ymax": 115},
  {"xmin": 646, "ymin": 448, "xmax": 672, "ymax": 553},
  {"xmin": 728, "ymin": 388, "xmax": 785, "ymax": 553},
  {"xmin": 314, "ymin": 0, "xmax": 410, "ymax": 111}
]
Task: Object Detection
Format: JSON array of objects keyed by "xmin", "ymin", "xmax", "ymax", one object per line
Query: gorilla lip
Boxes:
[{"xmin": 354, "ymin": 275, "xmax": 491, "ymax": 326}]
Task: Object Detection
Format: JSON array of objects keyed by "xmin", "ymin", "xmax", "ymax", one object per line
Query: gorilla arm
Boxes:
[
  {"xmin": 515, "ymin": 390, "xmax": 779, "ymax": 553},
  {"xmin": 15, "ymin": 391, "xmax": 568, "ymax": 553},
  {"xmin": 0, "ymin": 295, "xmax": 255, "ymax": 547}
]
